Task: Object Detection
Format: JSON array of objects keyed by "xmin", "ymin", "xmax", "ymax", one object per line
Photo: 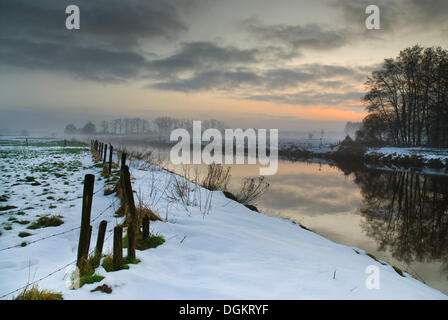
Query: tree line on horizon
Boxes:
[
  {"xmin": 64, "ymin": 117, "xmax": 227, "ymax": 138},
  {"xmin": 357, "ymin": 45, "xmax": 448, "ymax": 148}
]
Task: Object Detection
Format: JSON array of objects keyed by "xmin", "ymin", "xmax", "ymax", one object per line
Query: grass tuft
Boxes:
[
  {"xmin": 78, "ymin": 269, "xmax": 105, "ymax": 288},
  {"xmin": 104, "ymin": 188, "xmax": 114, "ymax": 196},
  {"xmin": 18, "ymin": 231, "xmax": 32, "ymax": 238},
  {"xmin": 102, "ymin": 255, "xmax": 129, "ymax": 272},
  {"xmin": 15, "ymin": 285, "xmax": 63, "ymax": 300},
  {"xmin": 122, "ymin": 231, "xmax": 165, "ymax": 251},
  {"xmin": 27, "ymin": 215, "xmax": 64, "ymax": 229},
  {"xmin": 393, "ymin": 265, "xmax": 405, "ymax": 277},
  {"xmin": 0, "ymin": 205, "xmax": 18, "ymax": 211}
]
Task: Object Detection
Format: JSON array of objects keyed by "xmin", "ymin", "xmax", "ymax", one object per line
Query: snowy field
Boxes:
[{"xmin": 0, "ymin": 137, "xmax": 446, "ymax": 299}]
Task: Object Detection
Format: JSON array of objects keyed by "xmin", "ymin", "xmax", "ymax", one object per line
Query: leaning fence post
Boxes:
[
  {"xmin": 113, "ymin": 226, "xmax": 123, "ymax": 270},
  {"xmin": 142, "ymin": 215, "xmax": 150, "ymax": 240},
  {"xmin": 103, "ymin": 144, "xmax": 108, "ymax": 164},
  {"xmin": 109, "ymin": 145, "xmax": 114, "ymax": 175},
  {"xmin": 77, "ymin": 174, "xmax": 95, "ymax": 269},
  {"xmin": 94, "ymin": 220, "xmax": 107, "ymax": 264},
  {"xmin": 122, "ymin": 165, "xmax": 137, "ymax": 260}
]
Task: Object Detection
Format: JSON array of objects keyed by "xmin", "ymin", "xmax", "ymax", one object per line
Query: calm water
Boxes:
[
  {"xmin": 112, "ymin": 140, "xmax": 448, "ymax": 295},
  {"xmin": 167, "ymin": 159, "xmax": 448, "ymax": 295}
]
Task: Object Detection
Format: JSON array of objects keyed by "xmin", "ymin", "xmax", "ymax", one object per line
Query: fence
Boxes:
[{"xmin": 0, "ymin": 139, "xmax": 151, "ymax": 299}]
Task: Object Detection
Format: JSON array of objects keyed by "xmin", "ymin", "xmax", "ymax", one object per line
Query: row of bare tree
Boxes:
[
  {"xmin": 358, "ymin": 45, "xmax": 448, "ymax": 147},
  {"xmin": 65, "ymin": 117, "xmax": 227, "ymax": 137}
]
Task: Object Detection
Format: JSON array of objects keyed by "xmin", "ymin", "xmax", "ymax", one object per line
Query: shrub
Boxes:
[
  {"xmin": 234, "ymin": 176, "xmax": 269, "ymax": 205},
  {"xmin": 334, "ymin": 136, "xmax": 367, "ymax": 160},
  {"xmin": 15, "ymin": 285, "xmax": 63, "ymax": 300},
  {"xmin": 201, "ymin": 164, "xmax": 231, "ymax": 191},
  {"xmin": 426, "ymin": 158, "xmax": 444, "ymax": 169}
]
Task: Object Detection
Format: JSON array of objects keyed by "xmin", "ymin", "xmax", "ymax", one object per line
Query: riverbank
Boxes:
[
  {"xmin": 1, "ymin": 137, "xmax": 446, "ymax": 299},
  {"xmin": 279, "ymin": 141, "xmax": 448, "ymax": 174}
]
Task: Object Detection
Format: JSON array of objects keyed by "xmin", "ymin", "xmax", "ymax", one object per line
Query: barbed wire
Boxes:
[
  {"xmin": 1, "ymin": 172, "xmax": 115, "ymax": 219},
  {"xmin": 0, "ymin": 143, "xmax": 123, "ymax": 299},
  {"xmin": 0, "ymin": 226, "xmax": 116, "ymax": 300},
  {"xmin": 0, "ymin": 198, "xmax": 118, "ymax": 252}
]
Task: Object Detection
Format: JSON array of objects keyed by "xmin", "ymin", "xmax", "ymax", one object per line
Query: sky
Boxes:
[{"xmin": 0, "ymin": 0, "xmax": 448, "ymax": 134}]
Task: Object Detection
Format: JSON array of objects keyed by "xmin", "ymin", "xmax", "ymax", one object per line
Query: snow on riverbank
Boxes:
[
  {"xmin": 366, "ymin": 147, "xmax": 448, "ymax": 162},
  {"xmin": 0, "ymin": 139, "xmax": 446, "ymax": 299}
]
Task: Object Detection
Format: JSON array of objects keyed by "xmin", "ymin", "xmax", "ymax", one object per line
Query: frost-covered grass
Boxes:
[{"xmin": 0, "ymin": 137, "xmax": 446, "ymax": 300}]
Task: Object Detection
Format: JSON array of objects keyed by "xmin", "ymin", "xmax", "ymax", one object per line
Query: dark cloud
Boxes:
[
  {"xmin": 148, "ymin": 42, "xmax": 259, "ymax": 75},
  {"xmin": 330, "ymin": 0, "xmax": 399, "ymax": 35},
  {"xmin": 152, "ymin": 69, "xmax": 263, "ymax": 91},
  {"xmin": 241, "ymin": 17, "xmax": 352, "ymax": 54},
  {"xmin": 331, "ymin": 0, "xmax": 448, "ymax": 35},
  {"xmin": 409, "ymin": 0, "xmax": 448, "ymax": 28},
  {"xmin": 0, "ymin": 0, "xmax": 376, "ymax": 108},
  {"xmin": 150, "ymin": 63, "xmax": 368, "ymax": 96},
  {"xmin": 0, "ymin": 0, "xmax": 188, "ymax": 81}
]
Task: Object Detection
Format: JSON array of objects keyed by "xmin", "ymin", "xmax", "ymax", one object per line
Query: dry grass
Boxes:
[
  {"xmin": 136, "ymin": 205, "xmax": 164, "ymax": 223},
  {"xmin": 15, "ymin": 285, "xmax": 63, "ymax": 300},
  {"xmin": 201, "ymin": 163, "xmax": 231, "ymax": 191},
  {"xmin": 234, "ymin": 176, "xmax": 270, "ymax": 205}
]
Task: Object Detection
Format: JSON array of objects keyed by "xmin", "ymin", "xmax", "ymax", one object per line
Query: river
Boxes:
[{"xmin": 107, "ymin": 138, "xmax": 448, "ymax": 295}]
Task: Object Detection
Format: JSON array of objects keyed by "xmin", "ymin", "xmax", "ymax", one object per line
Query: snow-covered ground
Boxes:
[
  {"xmin": 366, "ymin": 147, "xmax": 448, "ymax": 162},
  {"xmin": 0, "ymin": 138, "xmax": 446, "ymax": 299}
]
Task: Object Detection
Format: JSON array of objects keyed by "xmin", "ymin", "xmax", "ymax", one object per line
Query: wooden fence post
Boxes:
[
  {"xmin": 121, "ymin": 152, "xmax": 127, "ymax": 169},
  {"xmin": 86, "ymin": 225, "xmax": 92, "ymax": 257},
  {"xmin": 94, "ymin": 220, "xmax": 107, "ymax": 264},
  {"xmin": 113, "ymin": 226, "xmax": 123, "ymax": 270},
  {"xmin": 103, "ymin": 144, "xmax": 108, "ymax": 164},
  {"xmin": 142, "ymin": 215, "xmax": 150, "ymax": 240},
  {"xmin": 109, "ymin": 145, "xmax": 114, "ymax": 175},
  {"xmin": 121, "ymin": 165, "xmax": 137, "ymax": 260},
  {"xmin": 77, "ymin": 174, "xmax": 95, "ymax": 269}
]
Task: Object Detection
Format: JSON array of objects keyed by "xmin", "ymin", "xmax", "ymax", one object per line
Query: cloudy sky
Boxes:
[{"xmin": 0, "ymin": 0, "xmax": 447, "ymax": 133}]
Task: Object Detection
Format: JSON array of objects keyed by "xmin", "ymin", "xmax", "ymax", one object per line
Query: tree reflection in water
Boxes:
[{"xmin": 351, "ymin": 169, "xmax": 448, "ymax": 272}]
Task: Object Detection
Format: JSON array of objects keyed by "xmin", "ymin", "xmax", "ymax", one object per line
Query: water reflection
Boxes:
[
  {"xmin": 353, "ymin": 170, "xmax": 448, "ymax": 271},
  {"xmin": 255, "ymin": 162, "xmax": 448, "ymax": 294},
  {"xmin": 107, "ymin": 139, "xmax": 448, "ymax": 293}
]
